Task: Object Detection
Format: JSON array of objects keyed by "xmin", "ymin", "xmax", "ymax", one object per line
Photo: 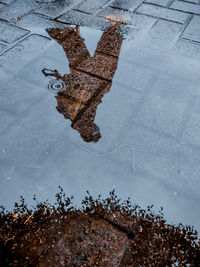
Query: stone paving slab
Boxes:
[
  {"xmin": 136, "ymin": 3, "xmax": 189, "ymax": 23},
  {"xmin": 74, "ymin": 0, "xmax": 111, "ymax": 14},
  {"xmin": 171, "ymin": 0, "xmax": 200, "ymax": 15},
  {"xmin": 144, "ymin": 0, "xmax": 172, "ymax": 7},
  {"xmin": 35, "ymin": 0, "xmax": 80, "ymax": 19},
  {"xmin": 146, "ymin": 19, "xmax": 182, "ymax": 46},
  {"xmin": 0, "ymin": 20, "xmax": 29, "ymax": 43},
  {"xmin": 182, "ymin": 15, "xmax": 200, "ymax": 42},
  {"xmin": 110, "ymin": 0, "xmax": 144, "ymax": 11},
  {"xmin": 175, "ymin": 38, "xmax": 200, "ymax": 60},
  {"xmin": 0, "ymin": 0, "xmax": 39, "ymax": 21}
]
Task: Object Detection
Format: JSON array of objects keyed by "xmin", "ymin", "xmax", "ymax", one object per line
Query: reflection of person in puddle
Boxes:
[{"xmin": 43, "ymin": 24, "xmax": 123, "ymax": 142}]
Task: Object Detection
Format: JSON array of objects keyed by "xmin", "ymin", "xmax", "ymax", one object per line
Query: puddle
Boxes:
[{"xmin": 1, "ymin": 17, "xmax": 200, "ymax": 237}]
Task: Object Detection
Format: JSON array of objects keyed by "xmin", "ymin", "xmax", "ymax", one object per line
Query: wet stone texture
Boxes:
[
  {"xmin": 182, "ymin": 15, "xmax": 200, "ymax": 43},
  {"xmin": 35, "ymin": 0, "xmax": 80, "ymax": 19},
  {"xmin": 0, "ymin": 0, "xmax": 39, "ymax": 22},
  {"xmin": 0, "ymin": 20, "xmax": 29, "ymax": 43},
  {"xmin": 74, "ymin": 0, "xmax": 111, "ymax": 15},
  {"xmin": 110, "ymin": 0, "xmax": 144, "ymax": 11},
  {"xmin": 136, "ymin": 3, "xmax": 189, "ymax": 23}
]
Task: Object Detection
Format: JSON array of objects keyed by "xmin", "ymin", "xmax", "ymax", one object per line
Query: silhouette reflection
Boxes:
[{"xmin": 43, "ymin": 24, "xmax": 123, "ymax": 142}]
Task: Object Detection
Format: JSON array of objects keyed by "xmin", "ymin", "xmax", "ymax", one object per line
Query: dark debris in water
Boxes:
[{"xmin": 0, "ymin": 188, "xmax": 200, "ymax": 266}]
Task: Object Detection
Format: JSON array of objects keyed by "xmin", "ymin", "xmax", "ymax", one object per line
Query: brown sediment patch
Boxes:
[
  {"xmin": 43, "ymin": 24, "xmax": 123, "ymax": 143},
  {"xmin": 0, "ymin": 190, "xmax": 200, "ymax": 266}
]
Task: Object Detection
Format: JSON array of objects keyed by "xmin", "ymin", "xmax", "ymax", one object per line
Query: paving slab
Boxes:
[
  {"xmin": 74, "ymin": 0, "xmax": 111, "ymax": 14},
  {"xmin": 182, "ymin": 15, "xmax": 200, "ymax": 43},
  {"xmin": 175, "ymin": 38, "xmax": 200, "ymax": 60},
  {"xmin": 146, "ymin": 19, "xmax": 182, "ymax": 46},
  {"xmin": 171, "ymin": 0, "xmax": 200, "ymax": 15},
  {"xmin": 136, "ymin": 3, "xmax": 189, "ymax": 23},
  {"xmin": 0, "ymin": 20, "xmax": 29, "ymax": 43},
  {"xmin": 35, "ymin": 0, "xmax": 80, "ymax": 19},
  {"xmin": 110, "ymin": 0, "xmax": 144, "ymax": 11},
  {"xmin": 144, "ymin": 0, "xmax": 172, "ymax": 6},
  {"xmin": 0, "ymin": 0, "xmax": 39, "ymax": 21}
]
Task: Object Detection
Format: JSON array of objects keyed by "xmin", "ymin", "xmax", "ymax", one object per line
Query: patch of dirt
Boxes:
[{"xmin": 0, "ymin": 190, "xmax": 200, "ymax": 266}]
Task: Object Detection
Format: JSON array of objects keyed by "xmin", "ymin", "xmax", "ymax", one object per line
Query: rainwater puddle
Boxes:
[{"xmin": 0, "ymin": 21, "xmax": 200, "ymax": 234}]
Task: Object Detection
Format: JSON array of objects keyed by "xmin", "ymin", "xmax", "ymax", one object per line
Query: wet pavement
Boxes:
[{"xmin": 0, "ymin": 0, "xmax": 200, "ymax": 236}]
